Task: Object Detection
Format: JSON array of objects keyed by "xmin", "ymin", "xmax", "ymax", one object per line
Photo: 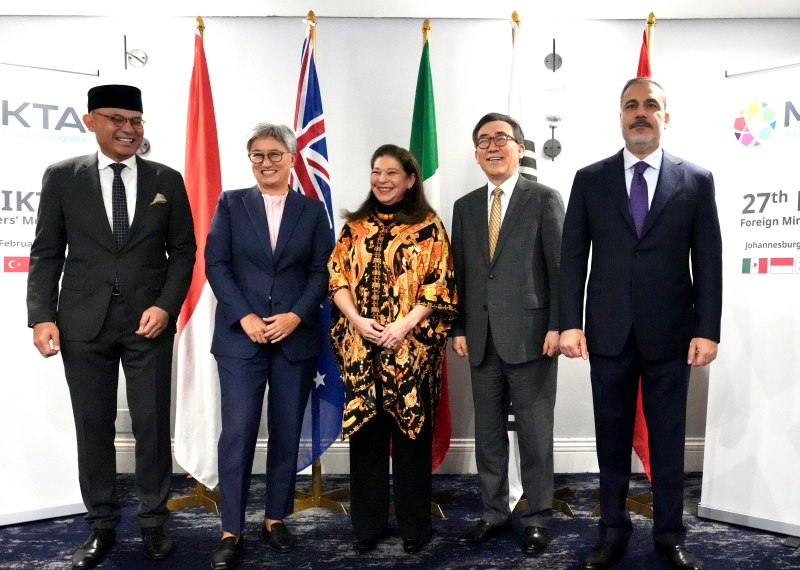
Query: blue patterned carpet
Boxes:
[{"xmin": 1, "ymin": 473, "xmax": 798, "ymax": 569}]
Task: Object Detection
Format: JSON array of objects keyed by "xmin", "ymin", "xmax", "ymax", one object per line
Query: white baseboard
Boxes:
[{"xmin": 114, "ymin": 436, "xmax": 705, "ymax": 475}]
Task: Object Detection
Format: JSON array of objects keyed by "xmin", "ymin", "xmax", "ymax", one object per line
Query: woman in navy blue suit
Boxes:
[{"xmin": 205, "ymin": 123, "xmax": 333, "ymax": 569}]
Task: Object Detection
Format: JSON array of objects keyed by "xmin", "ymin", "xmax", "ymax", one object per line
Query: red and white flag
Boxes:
[
  {"xmin": 173, "ymin": 20, "xmax": 223, "ymax": 488},
  {"xmin": 770, "ymin": 257, "xmax": 794, "ymax": 274}
]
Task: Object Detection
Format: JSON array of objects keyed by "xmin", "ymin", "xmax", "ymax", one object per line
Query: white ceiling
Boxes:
[{"xmin": 4, "ymin": 0, "xmax": 800, "ymax": 19}]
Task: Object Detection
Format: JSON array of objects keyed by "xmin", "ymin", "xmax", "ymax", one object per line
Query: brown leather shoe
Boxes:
[{"xmin": 72, "ymin": 528, "xmax": 116, "ymax": 569}]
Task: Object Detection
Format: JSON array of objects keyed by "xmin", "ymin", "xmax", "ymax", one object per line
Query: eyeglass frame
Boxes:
[
  {"xmin": 248, "ymin": 151, "xmax": 292, "ymax": 164},
  {"xmin": 92, "ymin": 111, "xmax": 146, "ymax": 129},
  {"xmin": 475, "ymin": 133, "xmax": 517, "ymax": 149}
]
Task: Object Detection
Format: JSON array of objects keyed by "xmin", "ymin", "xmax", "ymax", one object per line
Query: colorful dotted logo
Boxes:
[{"xmin": 733, "ymin": 102, "xmax": 777, "ymax": 147}]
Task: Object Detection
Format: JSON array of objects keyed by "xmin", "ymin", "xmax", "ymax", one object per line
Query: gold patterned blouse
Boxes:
[{"xmin": 328, "ymin": 212, "xmax": 457, "ymax": 440}]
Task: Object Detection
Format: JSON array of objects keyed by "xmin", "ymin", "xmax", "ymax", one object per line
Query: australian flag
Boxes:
[{"xmin": 290, "ymin": 23, "xmax": 344, "ymax": 472}]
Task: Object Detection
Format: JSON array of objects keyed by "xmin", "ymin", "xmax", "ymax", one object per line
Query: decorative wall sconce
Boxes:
[
  {"xmin": 543, "ymin": 39, "xmax": 563, "ymax": 160},
  {"xmin": 124, "ymin": 36, "xmax": 148, "ymax": 69}
]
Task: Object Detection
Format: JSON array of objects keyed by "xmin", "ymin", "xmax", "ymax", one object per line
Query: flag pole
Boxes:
[
  {"xmin": 167, "ymin": 14, "xmax": 219, "ymax": 515},
  {"xmin": 291, "ymin": 12, "xmax": 347, "ymax": 515},
  {"xmin": 645, "ymin": 12, "xmax": 656, "ymax": 61}
]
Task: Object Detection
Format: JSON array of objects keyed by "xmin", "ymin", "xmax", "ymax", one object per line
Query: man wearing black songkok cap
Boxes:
[{"xmin": 26, "ymin": 84, "xmax": 196, "ymax": 569}]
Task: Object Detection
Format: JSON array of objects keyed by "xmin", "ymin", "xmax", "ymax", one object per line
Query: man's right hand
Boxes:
[
  {"xmin": 560, "ymin": 329, "xmax": 589, "ymax": 360},
  {"xmin": 33, "ymin": 322, "xmax": 61, "ymax": 358},
  {"xmin": 453, "ymin": 336, "xmax": 468, "ymax": 357},
  {"xmin": 240, "ymin": 313, "xmax": 270, "ymax": 344}
]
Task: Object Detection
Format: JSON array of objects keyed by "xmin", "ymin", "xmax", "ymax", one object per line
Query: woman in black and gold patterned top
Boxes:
[{"xmin": 329, "ymin": 144, "xmax": 457, "ymax": 555}]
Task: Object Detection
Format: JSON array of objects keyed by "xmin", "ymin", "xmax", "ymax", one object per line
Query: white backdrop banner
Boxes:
[
  {"xmin": 700, "ymin": 68, "xmax": 800, "ymax": 536},
  {"xmin": 0, "ymin": 66, "xmax": 94, "ymax": 525}
]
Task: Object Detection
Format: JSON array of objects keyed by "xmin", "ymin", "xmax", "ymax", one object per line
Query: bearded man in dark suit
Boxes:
[
  {"xmin": 27, "ymin": 84, "xmax": 196, "ymax": 569},
  {"xmin": 559, "ymin": 78, "xmax": 722, "ymax": 570}
]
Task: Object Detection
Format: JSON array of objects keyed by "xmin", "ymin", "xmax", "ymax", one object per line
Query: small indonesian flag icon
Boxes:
[
  {"xmin": 770, "ymin": 257, "xmax": 794, "ymax": 274},
  {"xmin": 742, "ymin": 258, "xmax": 767, "ymax": 274}
]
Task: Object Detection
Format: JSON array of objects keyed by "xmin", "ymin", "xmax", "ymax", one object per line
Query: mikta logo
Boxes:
[
  {"xmin": 733, "ymin": 102, "xmax": 777, "ymax": 147},
  {"xmin": 4, "ymin": 256, "xmax": 30, "ymax": 272}
]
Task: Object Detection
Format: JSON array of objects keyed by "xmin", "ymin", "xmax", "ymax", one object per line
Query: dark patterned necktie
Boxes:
[
  {"xmin": 110, "ymin": 163, "xmax": 129, "ymax": 247},
  {"xmin": 629, "ymin": 161, "xmax": 649, "ymax": 238}
]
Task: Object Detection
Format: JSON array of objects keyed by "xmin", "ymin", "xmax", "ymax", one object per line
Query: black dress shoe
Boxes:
[
  {"xmin": 210, "ymin": 536, "xmax": 244, "ymax": 569},
  {"xmin": 402, "ymin": 538, "xmax": 425, "ymax": 554},
  {"xmin": 655, "ymin": 543, "xmax": 704, "ymax": 570},
  {"xmin": 521, "ymin": 526, "xmax": 549, "ymax": 556},
  {"xmin": 457, "ymin": 519, "xmax": 512, "ymax": 545},
  {"xmin": 582, "ymin": 540, "xmax": 627, "ymax": 570},
  {"xmin": 72, "ymin": 528, "xmax": 116, "ymax": 569},
  {"xmin": 353, "ymin": 538, "xmax": 376, "ymax": 555},
  {"xmin": 142, "ymin": 525, "xmax": 174, "ymax": 560},
  {"xmin": 262, "ymin": 521, "xmax": 295, "ymax": 553}
]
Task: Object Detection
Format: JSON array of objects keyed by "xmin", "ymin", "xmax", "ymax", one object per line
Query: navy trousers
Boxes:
[
  {"xmin": 215, "ymin": 345, "xmax": 316, "ymax": 535},
  {"xmin": 589, "ymin": 329, "xmax": 691, "ymax": 547}
]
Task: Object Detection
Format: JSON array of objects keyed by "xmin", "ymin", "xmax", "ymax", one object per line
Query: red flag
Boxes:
[
  {"xmin": 431, "ymin": 356, "xmax": 451, "ymax": 471},
  {"xmin": 173, "ymin": 21, "xmax": 224, "ymax": 488},
  {"xmin": 637, "ymin": 30, "xmax": 651, "ymax": 78},
  {"xmin": 632, "ymin": 26, "xmax": 652, "ymax": 482}
]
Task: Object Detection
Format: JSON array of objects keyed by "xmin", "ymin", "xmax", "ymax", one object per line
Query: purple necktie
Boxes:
[{"xmin": 629, "ymin": 161, "xmax": 649, "ymax": 238}]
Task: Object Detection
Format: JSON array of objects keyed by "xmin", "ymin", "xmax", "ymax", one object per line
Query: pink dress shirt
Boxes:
[{"xmin": 263, "ymin": 192, "xmax": 287, "ymax": 251}]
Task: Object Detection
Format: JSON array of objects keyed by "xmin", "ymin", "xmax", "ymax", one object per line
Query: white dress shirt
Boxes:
[
  {"xmin": 623, "ymin": 147, "xmax": 662, "ymax": 208},
  {"xmin": 97, "ymin": 151, "xmax": 137, "ymax": 230},
  {"xmin": 486, "ymin": 171, "xmax": 519, "ymax": 225}
]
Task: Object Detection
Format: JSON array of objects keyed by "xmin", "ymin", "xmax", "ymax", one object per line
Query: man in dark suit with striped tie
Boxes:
[
  {"xmin": 27, "ymin": 85, "xmax": 196, "ymax": 569},
  {"xmin": 560, "ymin": 78, "xmax": 722, "ymax": 570},
  {"xmin": 451, "ymin": 113, "xmax": 564, "ymax": 557}
]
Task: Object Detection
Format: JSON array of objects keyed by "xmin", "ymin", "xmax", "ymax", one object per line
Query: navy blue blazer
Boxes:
[
  {"xmin": 559, "ymin": 150, "xmax": 722, "ymax": 360},
  {"xmin": 205, "ymin": 186, "xmax": 333, "ymax": 361}
]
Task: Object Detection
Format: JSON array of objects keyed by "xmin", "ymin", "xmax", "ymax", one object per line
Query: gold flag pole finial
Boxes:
[
  {"xmin": 307, "ymin": 10, "xmax": 317, "ymax": 58},
  {"xmin": 422, "ymin": 18, "xmax": 432, "ymax": 45},
  {"xmin": 645, "ymin": 12, "xmax": 656, "ymax": 57},
  {"xmin": 511, "ymin": 11, "xmax": 521, "ymax": 44},
  {"xmin": 196, "ymin": 16, "xmax": 205, "ymax": 39}
]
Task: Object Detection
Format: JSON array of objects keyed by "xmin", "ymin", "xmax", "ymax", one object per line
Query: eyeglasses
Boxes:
[
  {"xmin": 248, "ymin": 151, "xmax": 291, "ymax": 164},
  {"xmin": 475, "ymin": 134, "xmax": 517, "ymax": 149},
  {"xmin": 92, "ymin": 112, "xmax": 145, "ymax": 129}
]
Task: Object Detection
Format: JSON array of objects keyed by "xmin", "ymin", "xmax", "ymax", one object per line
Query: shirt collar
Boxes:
[
  {"xmin": 623, "ymin": 147, "xmax": 663, "ymax": 172},
  {"xmin": 97, "ymin": 151, "xmax": 137, "ymax": 171},
  {"xmin": 487, "ymin": 171, "xmax": 520, "ymax": 196}
]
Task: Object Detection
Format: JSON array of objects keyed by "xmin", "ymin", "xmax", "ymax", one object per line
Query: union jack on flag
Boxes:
[
  {"xmin": 290, "ymin": 27, "xmax": 334, "ymax": 235},
  {"xmin": 291, "ymin": 22, "xmax": 344, "ymax": 473}
]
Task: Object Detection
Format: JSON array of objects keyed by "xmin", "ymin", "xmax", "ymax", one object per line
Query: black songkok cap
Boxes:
[{"xmin": 87, "ymin": 84, "xmax": 143, "ymax": 113}]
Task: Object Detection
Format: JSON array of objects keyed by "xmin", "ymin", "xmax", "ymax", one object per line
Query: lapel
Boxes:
[
  {"xmin": 603, "ymin": 150, "xmax": 638, "ymax": 238},
  {"xmin": 78, "ymin": 153, "xmax": 116, "ymax": 250},
  {"xmin": 641, "ymin": 151, "xmax": 682, "ymax": 239},
  {"xmin": 124, "ymin": 156, "xmax": 158, "ymax": 247},
  {"xmin": 242, "ymin": 185, "xmax": 275, "ymax": 265},
  {"xmin": 467, "ymin": 185, "xmax": 491, "ymax": 267},
  {"xmin": 491, "ymin": 176, "xmax": 532, "ymax": 267},
  {"xmin": 273, "ymin": 189, "xmax": 304, "ymax": 262}
]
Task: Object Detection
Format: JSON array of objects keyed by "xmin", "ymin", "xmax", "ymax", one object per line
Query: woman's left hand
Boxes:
[{"xmin": 375, "ymin": 319, "xmax": 410, "ymax": 350}]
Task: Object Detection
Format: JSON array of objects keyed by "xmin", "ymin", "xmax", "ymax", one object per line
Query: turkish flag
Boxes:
[{"xmin": 4, "ymin": 256, "xmax": 30, "ymax": 272}]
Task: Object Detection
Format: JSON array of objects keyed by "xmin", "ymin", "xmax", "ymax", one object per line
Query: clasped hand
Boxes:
[
  {"xmin": 240, "ymin": 312, "xmax": 301, "ymax": 344},
  {"xmin": 352, "ymin": 316, "xmax": 408, "ymax": 349}
]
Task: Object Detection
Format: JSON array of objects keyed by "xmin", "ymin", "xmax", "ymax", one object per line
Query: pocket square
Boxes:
[{"xmin": 150, "ymin": 193, "xmax": 167, "ymax": 205}]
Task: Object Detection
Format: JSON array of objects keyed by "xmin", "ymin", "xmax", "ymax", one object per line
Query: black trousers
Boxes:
[
  {"xmin": 60, "ymin": 294, "xmax": 174, "ymax": 529},
  {"xmin": 590, "ymin": 329, "xmax": 691, "ymax": 547},
  {"xmin": 348, "ymin": 380, "xmax": 433, "ymax": 541}
]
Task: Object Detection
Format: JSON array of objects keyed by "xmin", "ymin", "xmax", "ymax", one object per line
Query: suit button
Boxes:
[
  {"xmin": 488, "ymin": 274, "xmax": 494, "ymax": 279},
  {"xmin": 483, "ymin": 305, "xmax": 488, "ymax": 310},
  {"xmin": 635, "ymin": 251, "xmax": 641, "ymax": 257}
]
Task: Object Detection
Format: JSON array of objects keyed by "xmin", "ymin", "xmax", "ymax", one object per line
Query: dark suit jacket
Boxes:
[
  {"xmin": 27, "ymin": 153, "xmax": 197, "ymax": 341},
  {"xmin": 559, "ymin": 149, "xmax": 723, "ymax": 360},
  {"xmin": 451, "ymin": 175, "xmax": 565, "ymax": 367},
  {"xmin": 205, "ymin": 186, "xmax": 332, "ymax": 362}
]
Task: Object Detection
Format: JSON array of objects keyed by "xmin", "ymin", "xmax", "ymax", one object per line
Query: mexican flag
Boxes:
[
  {"xmin": 742, "ymin": 258, "xmax": 768, "ymax": 274},
  {"xmin": 409, "ymin": 33, "xmax": 450, "ymax": 471}
]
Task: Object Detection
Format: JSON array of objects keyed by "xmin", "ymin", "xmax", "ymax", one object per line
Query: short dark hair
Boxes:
[
  {"xmin": 342, "ymin": 144, "xmax": 435, "ymax": 225},
  {"xmin": 619, "ymin": 77, "xmax": 667, "ymax": 110},
  {"xmin": 472, "ymin": 112, "xmax": 525, "ymax": 147}
]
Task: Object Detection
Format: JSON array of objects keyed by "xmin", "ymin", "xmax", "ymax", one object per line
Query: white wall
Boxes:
[{"xmin": 2, "ymin": 15, "xmax": 799, "ymax": 474}]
